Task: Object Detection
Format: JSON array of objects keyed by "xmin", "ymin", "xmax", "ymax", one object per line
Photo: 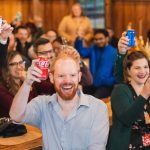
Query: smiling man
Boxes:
[{"xmin": 10, "ymin": 47, "xmax": 109, "ymax": 150}]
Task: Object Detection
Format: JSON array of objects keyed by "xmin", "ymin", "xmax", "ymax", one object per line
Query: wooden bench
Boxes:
[
  {"xmin": 101, "ymin": 97, "xmax": 112, "ymax": 126},
  {"xmin": 0, "ymin": 125, "xmax": 42, "ymax": 150}
]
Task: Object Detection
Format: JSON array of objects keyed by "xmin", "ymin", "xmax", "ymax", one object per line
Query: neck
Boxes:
[
  {"xmin": 57, "ymin": 94, "xmax": 79, "ymax": 118},
  {"xmin": 130, "ymin": 81, "xmax": 144, "ymax": 96},
  {"xmin": 14, "ymin": 78, "xmax": 21, "ymax": 85}
]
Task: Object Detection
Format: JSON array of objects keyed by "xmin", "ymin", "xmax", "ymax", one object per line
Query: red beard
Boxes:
[{"xmin": 54, "ymin": 82, "xmax": 78, "ymax": 100}]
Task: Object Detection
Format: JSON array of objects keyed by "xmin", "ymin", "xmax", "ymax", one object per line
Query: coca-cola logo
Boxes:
[{"xmin": 38, "ymin": 61, "xmax": 49, "ymax": 68}]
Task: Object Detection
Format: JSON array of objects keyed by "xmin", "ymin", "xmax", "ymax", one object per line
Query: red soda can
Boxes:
[{"xmin": 36, "ymin": 56, "xmax": 49, "ymax": 80}]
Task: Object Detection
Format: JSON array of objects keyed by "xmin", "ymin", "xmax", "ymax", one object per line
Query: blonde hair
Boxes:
[{"xmin": 50, "ymin": 46, "xmax": 81, "ymax": 73}]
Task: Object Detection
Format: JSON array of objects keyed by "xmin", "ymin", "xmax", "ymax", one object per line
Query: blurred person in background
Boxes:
[
  {"xmin": 33, "ymin": 38, "xmax": 56, "ymax": 95},
  {"xmin": 106, "ymin": 27, "xmax": 119, "ymax": 49},
  {"xmin": 58, "ymin": 2, "xmax": 93, "ymax": 46},
  {"xmin": 75, "ymin": 29, "xmax": 117, "ymax": 99},
  {"xmin": 33, "ymin": 16, "xmax": 45, "ymax": 39},
  {"xmin": 52, "ymin": 36, "xmax": 64, "ymax": 56},
  {"xmin": 25, "ymin": 22, "xmax": 38, "ymax": 43},
  {"xmin": 45, "ymin": 29, "xmax": 58, "ymax": 43},
  {"xmin": 15, "ymin": 26, "xmax": 33, "ymax": 69},
  {"xmin": 11, "ymin": 11, "xmax": 22, "ymax": 32}
]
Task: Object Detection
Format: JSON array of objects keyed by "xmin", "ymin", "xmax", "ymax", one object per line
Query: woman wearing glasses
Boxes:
[{"xmin": 0, "ymin": 51, "xmax": 37, "ymax": 117}]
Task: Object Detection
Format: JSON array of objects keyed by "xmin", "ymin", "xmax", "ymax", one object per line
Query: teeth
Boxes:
[{"xmin": 62, "ymin": 86, "xmax": 72, "ymax": 89}]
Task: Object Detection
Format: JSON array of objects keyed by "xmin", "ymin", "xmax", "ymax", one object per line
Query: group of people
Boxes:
[{"xmin": 0, "ymin": 2, "xmax": 150, "ymax": 150}]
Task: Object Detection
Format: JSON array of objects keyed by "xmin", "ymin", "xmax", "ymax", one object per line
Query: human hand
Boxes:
[
  {"xmin": 118, "ymin": 32, "xmax": 130, "ymax": 54},
  {"xmin": 0, "ymin": 19, "xmax": 13, "ymax": 41},
  {"xmin": 19, "ymin": 70, "xmax": 27, "ymax": 81},
  {"xmin": 77, "ymin": 27, "xmax": 84, "ymax": 39},
  {"xmin": 24, "ymin": 59, "xmax": 42, "ymax": 86},
  {"xmin": 141, "ymin": 77, "xmax": 150, "ymax": 99}
]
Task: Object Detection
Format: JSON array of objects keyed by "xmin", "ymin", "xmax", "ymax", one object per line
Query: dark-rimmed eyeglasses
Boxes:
[
  {"xmin": 9, "ymin": 60, "xmax": 25, "ymax": 67},
  {"xmin": 37, "ymin": 49, "xmax": 54, "ymax": 55}
]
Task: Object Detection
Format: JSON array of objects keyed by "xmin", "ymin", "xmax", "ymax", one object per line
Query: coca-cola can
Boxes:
[{"xmin": 36, "ymin": 56, "xmax": 49, "ymax": 80}]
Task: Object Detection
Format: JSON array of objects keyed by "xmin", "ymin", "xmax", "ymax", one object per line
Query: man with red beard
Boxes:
[{"xmin": 10, "ymin": 47, "xmax": 109, "ymax": 150}]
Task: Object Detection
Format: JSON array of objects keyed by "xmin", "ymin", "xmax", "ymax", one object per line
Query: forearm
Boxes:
[
  {"xmin": 114, "ymin": 52, "xmax": 126, "ymax": 83},
  {"xmin": 75, "ymin": 38, "xmax": 90, "ymax": 57},
  {"xmin": 9, "ymin": 81, "xmax": 31, "ymax": 122}
]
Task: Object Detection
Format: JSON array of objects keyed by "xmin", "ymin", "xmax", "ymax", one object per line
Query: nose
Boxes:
[
  {"xmin": 63, "ymin": 75, "xmax": 71, "ymax": 83},
  {"xmin": 47, "ymin": 52, "xmax": 54, "ymax": 58}
]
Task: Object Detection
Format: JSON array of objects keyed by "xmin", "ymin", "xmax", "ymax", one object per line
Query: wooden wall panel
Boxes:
[
  {"xmin": 111, "ymin": 1, "xmax": 150, "ymax": 40},
  {"xmin": 42, "ymin": 0, "xmax": 75, "ymax": 31},
  {"xmin": 0, "ymin": 0, "xmax": 31, "ymax": 23}
]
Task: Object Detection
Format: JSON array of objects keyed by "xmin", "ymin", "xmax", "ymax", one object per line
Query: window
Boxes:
[{"xmin": 79, "ymin": 0, "xmax": 105, "ymax": 28}]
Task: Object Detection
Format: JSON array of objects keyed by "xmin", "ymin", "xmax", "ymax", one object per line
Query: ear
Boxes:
[
  {"xmin": 78, "ymin": 71, "xmax": 82, "ymax": 82},
  {"xmin": 49, "ymin": 72, "xmax": 54, "ymax": 84}
]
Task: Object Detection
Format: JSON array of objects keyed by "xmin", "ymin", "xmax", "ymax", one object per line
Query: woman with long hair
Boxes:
[{"xmin": 0, "ymin": 51, "xmax": 37, "ymax": 117}]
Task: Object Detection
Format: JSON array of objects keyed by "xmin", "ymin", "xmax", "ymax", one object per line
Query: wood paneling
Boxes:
[
  {"xmin": 1, "ymin": 0, "xmax": 149, "ymax": 41},
  {"xmin": 0, "ymin": 0, "xmax": 31, "ymax": 23},
  {"xmin": 42, "ymin": 0, "xmax": 75, "ymax": 30},
  {"xmin": 110, "ymin": 1, "xmax": 150, "ymax": 40},
  {"xmin": 0, "ymin": 0, "xmax": 75, "ymax": 31}
]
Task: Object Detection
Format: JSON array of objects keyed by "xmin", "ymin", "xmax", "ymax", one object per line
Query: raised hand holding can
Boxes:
[
  {"xmin": 126, "ymin": 30, "xmax": 135, "ymax": 47},
  {"xmin": 36, "ymin": 56, "xmax": 49, "ymax": 80}
]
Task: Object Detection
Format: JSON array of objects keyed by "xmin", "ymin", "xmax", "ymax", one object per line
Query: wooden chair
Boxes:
[{"xmin": 101, "ymin": 97, "xmax": 112, "ymax": 126}]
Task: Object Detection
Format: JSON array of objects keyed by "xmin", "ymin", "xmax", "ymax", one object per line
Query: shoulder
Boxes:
[
  {"xmin": 112, "ymin": 84, "xmax": 131, "ymax": 96},
  {"xmin": 62, "ymin": 15, "xmax": 72, "ymax": 21},
  {"xmin": 0, "ymin": 82, "xmax": 8, "ymax": 91},
  {"xmin": 114, "ymin": 83, "xmax": 129, "ymax": 90},
  {"xmin": 83, "ymin": 16, "xmax": 91, "ymax": 21},
  {"xmin": 30, "ymin": 94, "xmax": 57, "ymax": 106},
  {"xmin": 83, "ymin": 93, "xmax": 107, "ymax": 112},
  {"xmin": 106, "ymin": 45, "xmax": 117, "ymax": 53}
]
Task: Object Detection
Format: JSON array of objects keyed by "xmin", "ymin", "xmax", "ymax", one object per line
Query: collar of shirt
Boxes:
[
  {"xmin": 47, "ymin": 90, "xmax": 90, "ymax": 121},
  {"xmin": 48, "ymin": 89, "xmax": 90, "ymax": 108}
]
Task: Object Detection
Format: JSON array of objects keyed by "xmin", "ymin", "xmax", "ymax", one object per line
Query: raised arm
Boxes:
[
  {"xmin": 9, "ymin": 60, "xmax": 42, "ymax": 122},
  {"xmin": 114, "ymin": 32, "xmax": 131, "ymax": 83},
  {"xmin": 118, "ymin": 32, "xmax": 130, "ymax": 54},
  {"xmin": 0, "ymin": 20, "xmax": 13, "ymax": 69}
]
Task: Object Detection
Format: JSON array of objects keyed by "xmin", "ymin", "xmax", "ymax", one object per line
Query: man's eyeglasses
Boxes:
[
  {"xmin": 37, "ymin": 50, "xmax": 54, "ymax": 55},
  {"xmin": 9, "ymin": 60, "xmax": 25, "ymax": 67}
]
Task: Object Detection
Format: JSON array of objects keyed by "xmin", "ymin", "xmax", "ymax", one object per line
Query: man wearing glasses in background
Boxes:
[
  {"xmin": 75, "ymin": 29, "xmax": 117, "ymax": 99},
  {"xmin": 33, "ymin": 38, "xmax": 56, "ymax": 95}
]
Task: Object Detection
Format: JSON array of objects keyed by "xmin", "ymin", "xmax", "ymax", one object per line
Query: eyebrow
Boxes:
[{"xmin": 37, "ymin": 49, "xmax": 53, "ymax": 53}]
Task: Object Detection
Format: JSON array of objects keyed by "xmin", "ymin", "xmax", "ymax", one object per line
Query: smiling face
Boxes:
[
  {"xmin": 50, "ymin": 58, "xmax": 81, "ymax": 101},
  {"xmin": 94, "ymin": 33, "xmax": 109, "ymax": 48},
  {"xmin": 8, "ymin": 54, "xmax": 25, "ymax": 80},
  {"xmin": 37, "ymin": 42, "xmax": 55, "ymax": 65},
  {"xmin": 16, "ymin": 28, "xmax": 28, "ymax": 44},
  {"xmin": 127, "ymin": 58, "xmax": 149, "ymax": 85}
]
